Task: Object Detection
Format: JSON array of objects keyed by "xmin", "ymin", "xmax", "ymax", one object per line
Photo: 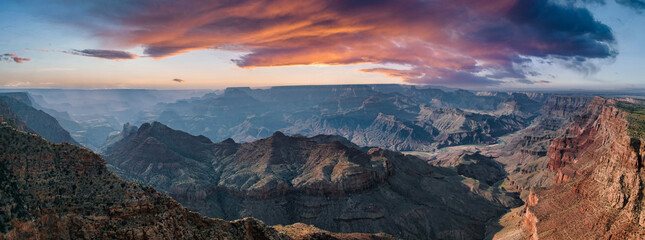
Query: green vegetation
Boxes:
[{"xmin": 615, "ymin": 99, "xmax": 645, "ymax": 139}]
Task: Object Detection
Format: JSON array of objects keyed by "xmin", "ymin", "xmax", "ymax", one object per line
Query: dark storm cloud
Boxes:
[
  {"xmin": 64, "ymin": 49, "xmax": 138, "ymax": 60},
  {"xmin": 29, "ymin": 0, "xmax": 619, "ymax": 87}
]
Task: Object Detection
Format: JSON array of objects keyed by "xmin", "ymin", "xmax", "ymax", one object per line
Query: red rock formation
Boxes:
[{"xmin": 519, "ymin": 97, "xmax": 645, "ymax": 239}]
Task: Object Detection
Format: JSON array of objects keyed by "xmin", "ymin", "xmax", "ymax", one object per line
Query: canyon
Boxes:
[
  {"xmin": 495, "ymin": 97, "xmax": 645, "ymax": 239},
  {"xmin": 103, "ymin": 121, "xmax": 520, "ymax": 239},
  {"xmin": 1, "ymin": 86, "xmax": 645, "ymax": 239},
  {"xmin": 137, "ymin": 85, "xmax": 542, "ymax": 152},
  {"xmin": 0, "ymin": 108, "xmax": 395, "ymax": 240}
]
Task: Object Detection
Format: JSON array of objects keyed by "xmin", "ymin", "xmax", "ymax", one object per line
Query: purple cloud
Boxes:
[{"xmin": 64, "ymin": 49, "xmax": 138, "ymax": 60}]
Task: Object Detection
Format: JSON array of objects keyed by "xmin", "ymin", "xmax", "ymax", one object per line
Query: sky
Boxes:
[{"xmin": 0, "ymin": 0, "xmax": 644, "ymax": 90}]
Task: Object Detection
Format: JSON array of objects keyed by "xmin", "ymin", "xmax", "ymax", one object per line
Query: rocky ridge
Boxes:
[
  {"xmin": 485, "ymin": 96, "xmax": 591, "ymax": 198},
  {"xmin": 417, "ymin": 96, "xmax": 591, "ymax": 200},
  {"xmin": 104, "ymin": 121, "xmax": 520, "ymax": 239},
  {"xmin": 496, "ymin": 97, "xmax": 645, "ymax": 239},
  {"xmin": 0, "ymin": 94, "xmax": 79, "ymax": 145},
  {"xmin": 0, "ymin": 118, "xmax": 394, "ymax": 240}
]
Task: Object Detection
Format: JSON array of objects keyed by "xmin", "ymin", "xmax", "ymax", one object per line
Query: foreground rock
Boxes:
[
  {"xmin": 104, "ymin": 122, "xmax": 520, "ymax": 239},
  {"xmin": 496, "ymin": 97, "xmax": 645, "ymax": 239},
  {"xmin": 0, "ymin": 124, "xmax": 393, "ymax": 240}
]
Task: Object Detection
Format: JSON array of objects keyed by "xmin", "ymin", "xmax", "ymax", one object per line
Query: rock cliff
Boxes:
[
  {"xmin": 498, "ymin": 97, "xmax": 645, "ymax": 239},
  {"xmin": 484, "ymin": 96, "xmax": 591, "ymax": 198},
  {"xmin": 0, "ymin": 120, "xmax": 393, "ymax": 240},
  {"xmin": 0, "ymin": 94, "xmax": 79, "ymax": 145},
  {"xmin": 104, "ymin": 122, "xmax": 519, "ymax": 239}
]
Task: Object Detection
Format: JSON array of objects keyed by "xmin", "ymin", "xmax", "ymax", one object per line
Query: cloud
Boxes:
[
  {"xmin": 361, "ymin": 67, "xmax": 503, "ymax": 87},
  {"xmin": 616, "ymin": 0, "xmax": 645, "ymax": 10},
  {"xmin": 64, "ymin": 49, "xmax": 138, "ymax": 60},
  {"xmin": 31, "ymin": 0, "xmax": 618, "ymax": 87},
  {"xmin": 172, "ymin": 78, "xmax": 185, "ymax": 83},
  {"xmin": 515, "ymin": 79, "xmax": 551, "ymax": 84},
  {"xmin": 565, "ymin": 0, "xmax": 645, "ymax": 11},
  {"xmin": 36, "ymin": 67, "xmax": 75, "ymax": 72},
  {"xmin": 1, "ymin": 53, "xmax": 30, "ymax": 63}
]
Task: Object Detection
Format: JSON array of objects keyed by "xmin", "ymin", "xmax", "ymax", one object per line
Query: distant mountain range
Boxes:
[
  {"xmin": 2, "ymin": 85, "xmax": 642, "ymax": 153},
  {"xmin": 135, "ymin": 85, "xmax": 547, "ymax": 152},
  {"xmin": 3, "ymin": 85, "xmax": 645, "ymax": 239},
  {"xmin": 0, "ymin": 89, "xmax": 209, "ymax": 151}
]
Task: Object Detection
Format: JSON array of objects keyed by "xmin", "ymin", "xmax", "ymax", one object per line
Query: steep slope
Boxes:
[
  {"xmin": 454, "ymin": 152, "xmax": 507, "ymax": 186},
  {"xmin": 417, "ymin": 107, "xmax": 526, "ymax": 148},
  {"xmin": 0, "ymin": 121, "xmax": 394, "ymax": 240},
  {"xmin": 483, "ymin": 96, "xmax": 592, "ymax": 198},
  {"xmin": 497, "ymin": 97, "xmax": 645, "ymax": 239},
  {"xmin": 104, "ymin": 122, "xmax": 520, "ymax": 239},
  {"xmin": 0, "ymin": 124, "xmax": 287, "ymax": 239},
  {"xmin": 283, "ymin": 92, "xmax": 530, "ymax": 151},
  {"xmin": 410, "ymin": 96, "xmax": 590, "ymax": 203},
  {"xmin": 0, "ymin": 95, "xmax": 79, "ymax": 145},
  {"xmin": 0, "ymin": 100, "xmax": 33, "ymax": 133}
]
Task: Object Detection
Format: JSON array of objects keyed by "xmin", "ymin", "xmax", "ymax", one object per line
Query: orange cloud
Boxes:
[{"xmin": 39, "ymin": 0, "xmax": 616, "ymax": 86}]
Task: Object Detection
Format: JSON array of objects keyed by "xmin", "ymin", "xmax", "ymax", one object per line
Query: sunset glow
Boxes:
[{"xmin": 1, "ymin": 0, "xmax": 644, "ymax": 89}]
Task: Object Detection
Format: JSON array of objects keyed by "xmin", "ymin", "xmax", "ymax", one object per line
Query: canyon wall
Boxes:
[{"xmin": 512, "ymin": 97, "xmax": 645, "ymax": 239}]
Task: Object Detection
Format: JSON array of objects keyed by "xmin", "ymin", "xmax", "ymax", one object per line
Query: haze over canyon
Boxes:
[{"xmin": 2, "ymin": 0, "xmax": 645, "ymax": 239}]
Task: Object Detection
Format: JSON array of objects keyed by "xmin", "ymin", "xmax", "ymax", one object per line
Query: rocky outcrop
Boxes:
[
  {"xmin": 0, "ymin": 122, "xmax": 396, "ymax": 240},
  {"xmin": 418, "ymin": 107, "xmax": 527, "ymax": 148},
  {"xmin": 104, "ymin": 122, "xmax": 519, "ymax": 239},
  {"xmin": 355, "ymin": 113, "xmax": 435, "ymax": 151},
  {"xmin": 481, "ymin": 96, "xmax": 591, "ymax": 199},
  {"xmin": 213, "ymin": 131, "xmax": 392, "ymax": 198},
  {"xmin": 540, "ymin": 96, "xmax": 590, "ymax": 120},
  {"xmin": 275, "ymin": 223, "xmax": 397, "ymax": 240},
  {"xmin": 0, "ymin": 124, "xmax": 287, "ymax": 239},
  {"xmin": 0, "ymin": 93, "xmax": 80, "ymax": 145},
  {"xmin": 0, "ymin": 94, "xmax": 79, "ymax": 145},
  {"xmin": 456, "ymin": 152, "xmax": 507, "ymax": 185},
  {"xmin": 98, "ymin": 123, "xmax": 138, "ymax": 154},
  {"xmin": 513, "ymin": 97, "xmax": 645, "ymax": 239},
  {"xmin": 0, "ymin": 100, "xmax": 33, "ymax": 133},
  {"xmin": 519, "ymin": 191, "xmax": 539, "ymax": 240},
  {"xmin": 546, "ymin": 97, "xmax": 617, "ymax": 184}
]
